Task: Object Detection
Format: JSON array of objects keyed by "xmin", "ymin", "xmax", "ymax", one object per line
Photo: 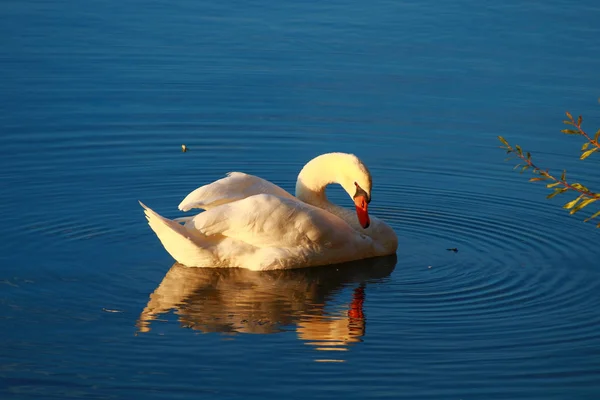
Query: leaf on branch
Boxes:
[
  {"xmin": 582, "ymin": 142, "xmax": 590, "ymax": 151},
  {"xmin": 546, "ymin": 182, "xmax": 561, "ymax": 188},
  {"xmin": 527, "ymin": 152, "xmax": 531, "ymax": 160},
  {"xmin": 563, "ymin": 120, "xmax": 574, "ymax": 126},
  {"xmin": 530, "ymin": 177, "xmax": 546, "ymax": 182},
  {"xmin": 515, "ymin": 145, "xmax": 523, "ymax": 156},
  {"xmin": 520, "ymin": 165, "xmax": 530, "ymax": 174},
  {"xmin": 498, "ymin": 136, "xmax": 510, "ymax": 147},
  {"xmin": 581, "ymin": 148, "xmax": 598, "ymax": 160},
  {"xmin": 563, "ymin": 196, "xmax": 583, "ymax": 210},
  {"xmin": 547, "ymin": 188, "xmax": 568, "ymax": 199},
  {"xmin": 595, "ymin": 129, "xmax": 600, "ymax": 142},
  {"xmin": 585, "ymin": 210, "xmax": 600, "ymax": 223},
  {"xmin": 577, "ymin": 115, "xmax": 582, "ymax": 126},
  {"xmin": 570, "ymin": 198, "xmax": 597, "ymax": 215},
  {"xmin": 566, "ymin": 111, "xmax": 573, "ymax": 120},
  {"xmin": 561, "ymin": 170, "xmax": 566, "ymax": 181},
  {"xmin": 561, "ymin": 129, "xmax": 579, "ymax": 135},
  {"xmin": 513, "ymin": 164, "xmax": 522, "ymax": 170},
  {"xmin": 571, "ymin": 183, "xmax": 590, "ymax": 192}
]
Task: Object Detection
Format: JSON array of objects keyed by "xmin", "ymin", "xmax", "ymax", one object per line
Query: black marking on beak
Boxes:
[{"xmin": 353, "ymin": 182, "xmax": 371, "ymax": 203}]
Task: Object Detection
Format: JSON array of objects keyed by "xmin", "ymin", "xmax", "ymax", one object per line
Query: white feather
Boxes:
[{"xmin": 178, "ymin": 172, "xmax": 295, "ymax": 212}]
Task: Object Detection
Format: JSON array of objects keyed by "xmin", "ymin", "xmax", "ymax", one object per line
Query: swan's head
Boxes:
[
  {"xmin": 296, "ymin": 152, "xmax": 373, "ymax": 229},
  {"xmin": 335, "ymin": 154, "xmax": 372, "ymax": 229}
]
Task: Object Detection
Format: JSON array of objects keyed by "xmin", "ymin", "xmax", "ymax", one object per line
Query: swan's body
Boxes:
[{"xmin": 141, "ymin": 153, "xmax": 398, "ymax": 270}]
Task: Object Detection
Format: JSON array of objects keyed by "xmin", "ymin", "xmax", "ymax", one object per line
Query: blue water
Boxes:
[{"xmin": 2, "ymin": 0, "xmax": 600, "ymax": 398}]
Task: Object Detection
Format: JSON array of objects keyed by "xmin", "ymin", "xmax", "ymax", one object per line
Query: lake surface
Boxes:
[{"xmin": 2, "ymin": 0, "xmax": 600, "ymax": 398}]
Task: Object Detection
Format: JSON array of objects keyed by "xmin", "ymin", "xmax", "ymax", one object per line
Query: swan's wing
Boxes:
[
  {"xmin": 178, "ymin": 172, "xmax": 295, "ymax": 212},
  {"xmin": 185, "ymin": 194, "xmax": 362, "ymax": 249}
]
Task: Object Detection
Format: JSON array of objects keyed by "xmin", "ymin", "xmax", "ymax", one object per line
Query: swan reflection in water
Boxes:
[{"xmin": 138, "ymin": 255, "xmax": 396, "ymax": 358}]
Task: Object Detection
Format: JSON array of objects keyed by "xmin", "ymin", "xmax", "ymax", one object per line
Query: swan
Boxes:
[{"xmin": 140, "ymin": 152, "xmax": 398, "ymax": 270}]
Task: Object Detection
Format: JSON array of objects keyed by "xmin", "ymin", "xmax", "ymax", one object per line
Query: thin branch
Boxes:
[
  {"xmin": 499, "ymin": 138, "xmax": 600, "ymax": 200},
  {"xmin": 564, "ymin": 111, "xmax": 600, "ymax": 152},
  {"xmin": 498, "ymin": 109, "xmax": 600, "ymax": 227}
]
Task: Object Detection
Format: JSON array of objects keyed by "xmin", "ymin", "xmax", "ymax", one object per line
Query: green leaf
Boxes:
[
  {"xmin": 561, "ymin": 129, "xmax": 579, "ymax": 135},
  {"xmin": 570, "ymin": 198, "xmax": 597, "ymax": 214},
  {"xmin": 581, "ymin": 148, "xmax": 598, "ymax": 160},
  {"xmin": 530, "ymin": 177, "xmax": 546, "ymax": 182},
  {"xmin": 566, "ymin": 111, "xmax": 573, "ymax": 120},
  {"xmin": 497, "ymin": 136, "xmax": 509, "ymax": 147},
  {"xmin": 563, "ymin": 120, "xmax": 574, "ymax": 126},
  {"xmin": 515, "ymin": 145, "xmax": 523, "ymax": 156},
  {"xmin": 577, "ymin": 115, "xmax": 582, "ymax": 126},
  {"xmin": 520, "ymin": 165, "xmax": 530, "ymax": 173},
  {"xmin": 571, "ymin": 183, "xmax": 590, "ymax": 192},
  {"xmin": 563, "ymin": 197, "xmax": 582, "ymax": 210},
  {"xmin": 546, "ymin": 182, "xmax": 561, "ymax": 188},
  {"xmin": 582, "ymin": 142, "xmax": 590, "ymax": 151},
  {"xmin": 585, "ymin": 210, "xmax": 600, "ymax": 222},
  {"xmin": 547, "ymin": 188, "xmax": 568, "ymax": 199}
]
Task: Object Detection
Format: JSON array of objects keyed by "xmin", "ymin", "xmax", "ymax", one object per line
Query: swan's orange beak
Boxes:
[{"xmin": 354, "ymin": 195, "xmax": 370, "ymax": 229}]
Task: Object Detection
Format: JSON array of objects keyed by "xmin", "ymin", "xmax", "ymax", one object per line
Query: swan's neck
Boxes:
[
  {"xmin": 295, "ymin": 153, "xmax": 346, "ymax": 211},
  {"xmin": 295, "ymin": 163, "xmax": 332, "ymax": 207}
]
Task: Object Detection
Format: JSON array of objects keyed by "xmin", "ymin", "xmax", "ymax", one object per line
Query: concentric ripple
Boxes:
[{"xmin": 355, "ymin": 175, "xmax": 600, "ymax": 391}]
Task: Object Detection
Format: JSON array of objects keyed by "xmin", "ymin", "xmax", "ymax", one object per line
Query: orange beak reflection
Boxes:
[{"xmin": 354, "ymin": 195, "xmax": 370, "ymax": 229}]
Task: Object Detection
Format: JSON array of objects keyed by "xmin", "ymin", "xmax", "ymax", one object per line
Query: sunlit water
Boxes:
[{"xmin": 2, "ymin": 0, "xmax": 600, "ymax": 399}]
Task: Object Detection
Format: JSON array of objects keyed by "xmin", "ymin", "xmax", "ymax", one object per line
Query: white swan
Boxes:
[{"xmin": 140, "ymin": 152, "xmax": 398, "ymax": 270}]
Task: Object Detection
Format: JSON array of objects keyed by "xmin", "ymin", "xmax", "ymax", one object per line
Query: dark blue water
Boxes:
[{"xmin": 2, "ymin": 0, "xmax": 600, "ymax": 398}]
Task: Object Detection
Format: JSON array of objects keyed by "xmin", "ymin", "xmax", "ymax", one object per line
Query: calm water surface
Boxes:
[{"xmin": 2, "ymin": 0, "xmax": 600, "ymax": 399}]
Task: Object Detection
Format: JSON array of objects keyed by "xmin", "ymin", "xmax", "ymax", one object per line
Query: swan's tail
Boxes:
[{"xmin": 139, "ymin": 201, "xmax": 214, "ymax": 267}]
